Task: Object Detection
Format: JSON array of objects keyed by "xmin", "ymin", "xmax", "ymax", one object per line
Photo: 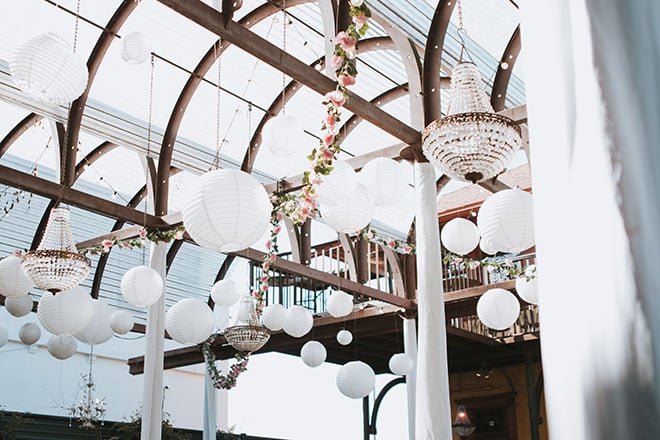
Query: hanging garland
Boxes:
[
  {"xmin": 442, "ymin": 251, "xmax": 537, "ymax": 280},
  {"xmin": 79, "ymin": 226, "xmax": 186, "ymax": 256},
  {"xmin": 201, "ymin": 336, "xmax": 250, "ymax": 390}
]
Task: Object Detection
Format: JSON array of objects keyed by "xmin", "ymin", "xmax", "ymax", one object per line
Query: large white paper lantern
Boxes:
[
  {"xmin": 19, "ymin": 322, "xmax": 41, "ymax": 345},
  {"xmin": 516, "ymin": 265, "xmax": 538, "ymax": 305},
  {"xmin": 389, "ymin": 353, "xmax": 414, "ymax": 375},
  {"xmin": 165, "ymin": 298, "xmax": 215, "ymax": 345},
  {"xmin": 0, "ymin": 323, "xmax": 8, "ymax": 348},
  {"xmin": 326, "ymin": 290, "xmax": 353, "ymax": 318},
  {"xmin": 5, "ymin": 294, "xmax": 33, "ymax": 317},
  {"xmin": 47, "ymin": 334, "xmax": 77, "ymax": 360},
  {"xmin": 10, "ymin": 33, "xmax": 88, "ymax": 105},
  {"xmin": 210, "ymin": 279, "xmax": 241, "ymax": 308},
  {"xmin": 75, "ymin": 300, "xmax": 113, "ymax": 345},
  {"xmin": 336, "ymin": 329, "xmax": 353, "ymax": 345},
  {"xmin": 336, "ymin": 361, "xmax": 375, "ymax": 399},
  {"xmin": 121, "ymin": 32, "xmax": 150, "ymax": 65},
  {"xmin": 261, "ymin": 303, "xmax": 287, "ymax": 331},
  {"xmin": 38, "ymin": 287, "xmax": 94, "ymax": 336},
  {"xmin": 0, "ymin": 256, "xmax": 33, "ymax": 298},
  {"xmin": 320, "ymin": 184, "xmax": 375, "ymax": 233},
  {"xmin": 110, "ymin": 310, "xmax": 134, "ymax": 335},
  {"xmin": 121, "ymin": 265, "xmax": 163, "ymax": 307},
  {"xmin": 283, "ymin": 305, "xmax": 313, "ymax": 338},
  {"xmin": 477, "ymin": 188, "xmax": 535, "ymax": 254},
  {"xmin": 477, "ymin": 288, "xmax": 521, "ymax": 330},
  {"xmin": 315, "ymin": 160, "xmax": 358, "ymax": 205},
  {"xmin": 358, "ymin": 158, "xmax": 407, "ymax": 206},
  {"xmin": 264, "ymin": 115, "xmax": 304, "ymax": 156},
  {"xmin": 182, "ymin": 169, "xmax": 271, "ymax": 253},
  {"xmin": 479, "ymin": 236, "xmax": 497, "ymax": 256},
  {"xmin": 300, "ymin": 340, "xmax": 327, "ymax": 368},
  {"xmin": 441, "ymin": 218, "xmax": 480, "ymax": 255}
]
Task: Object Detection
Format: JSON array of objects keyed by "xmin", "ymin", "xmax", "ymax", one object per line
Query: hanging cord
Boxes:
[
  {"xmin": 247, "ymin": 102, "xmax": 253, "ymax": 167},
  {"xmin": 281, "ymin": 0, "xmax": 287, "ymax": 115},
  {"xmin": 212, "ymin": 39, "xmax": 223, "ymax": 170},
  {"xmin": 455, "ymin": 0, "xmax": 473, "ymax": 63},
  {"xmin": 143, "ymin": 54, "xmax": 156, "ymax": 265},
  {"xmin": 72, "ymin": 0, "xmax": 81, "ymax": 53}
]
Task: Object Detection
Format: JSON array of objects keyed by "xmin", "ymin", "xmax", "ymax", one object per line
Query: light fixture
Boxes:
[
  {"xmin": 452, "ymin": 405, "xmax": 476, "ymax": 437},
  {"xmin": 224, "ymin": 294, "xmax": 270, "ymax": 353},
  {"xmin": 68, "ymin": 351, "xmax": 106, "ymax": 429},
  {"xmin": 475, "ymin": 361, "xmax": 492, "ymax": 379}
]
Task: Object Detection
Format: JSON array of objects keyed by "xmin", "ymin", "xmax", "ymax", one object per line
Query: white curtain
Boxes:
[{"xmin": 520, "ymin": 1, "xmax": 659, "ymax": 438}]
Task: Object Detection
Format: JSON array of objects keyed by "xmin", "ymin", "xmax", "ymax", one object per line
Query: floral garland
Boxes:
[
  {"xmin": 442, "ymin": 251, "xmax": 537, "ymax": 280},
  {"xmin": 360, "ymin": 228, "xmax": 415, "ymax": 255},
  {"xmin": 201, "ymin": 336, "xmax": 250, "ymax": 390},
  {"xmin": 79, "ymin": 226, "xmax": 186, "ymax": 256}
]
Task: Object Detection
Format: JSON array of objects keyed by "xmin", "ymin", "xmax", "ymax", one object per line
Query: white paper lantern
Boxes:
[
  {"xmin": 165, "ymin": 298, "xmax": 215, "ymax": 345},
  {"xmin": 110, "ymin": 310, "xmax": 134, "ymax": 335},
  {"xmin": 47, "ymin": 334, "xmax": 77, "ymax": 360},
  {"xmin": 283, "ymin": 305, "xmax": 313, "ymax": 338},
  {"xmin": 315, "ymin": 160, "xmax": 358, "ymax": 205},
  {"xmin": 300, "ymin": 340, "xmax": 327, "ymax": 368},
  {"xmin": 0, "ymin": 256, "xmax": 33, "ymax": 298},
  {"xmin": 326, "ymin": 290, "xmax": 353, "ymax": 318},
  {"xmin": 38, "ymin": 287, "xmax": 94, "ymax": 336},
  {"xmin": 4, "ymin": 294, "xmax": 33, "ymax": 317},
  {"xmin": 182, "ymin": 169, "xmax": 271, "ymax": 253},
  {"xmin": 358, "ymin": 158, "xmax": 407, "ymax": 206},
  {"xmin": 121, "ymin": 32, "xmax": 150, "ymax": 65},
  {"xmin": 336, "ymin": 361, "xmax": 375, "ymax": 399},
  {"xmin": 441, "ymin": 218, "xmax": 480, "ymax": 256},
  {"xmin": 10, "ymin": 33, "xmax": 88, "ymax": 105},
  {"xmin": 336, "ymin": 329, "xmax": 353, "ymax": 345},
  {"xmin": 75, "ymin": 300, "xmax": 113, "ymax": 345},
  {"xmin": 516, "ymin": 265, "xmax": 538, "ymax": 305},
  {"xmin": 261, "ymin": 303, "xmax": 287, "ymax": 331},
  {"xmin": 264, "ymin": 115, "xmax": 304, "ymax": 156},
  {"xmin": 210, "ymin": 279, "xmax": 241, "ymax": 308},
  {"xmin": 320, "ymin": 184, "xmax": 375, "ymax": 233},
  {"xmin": 389, "ymin": 353, "xmax": 414, "ymax": 375},
  {"xmin": 479, "ymin": 236, "xmax": 497, "ymax": 256},
  {"xmin": 0, "ymin": 323, "xmax": 8, "ymax": 348},
  {"xmin": 477, "ymin": 188, "xmax": 535, "ymax": 254},
  {"xmin": 477, "ymin": 288, "xmax": 521, "ymax": 330},
  {"xmin": 121, "ymin": 265, "xmax": 163, "ymax": 307},
  {"xmin": 18, "ymin": 322, "xmax": 41, "ymax": 345}
]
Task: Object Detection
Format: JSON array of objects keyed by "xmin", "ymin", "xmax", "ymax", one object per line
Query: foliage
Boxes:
[
  {"xmin": 107, "ymin": 409, "xmax": 191, "ymax": 440},
  {"xmin": 79, "ymin": 226, "xmax": 186, "ymax": 256},
  {"xmin": 217, "ymin": 430, "xmax": 248, "ymax": 439},
  {"xmin": 0, "ymin": 411, "xmax": 36, "ymax": 440},
  {"xmin": 442, "ymin": 252, "xmax": 537, "ymax": 280},
  {"xmin": 202, "ymin": 336, "xmax": 250, "ymax": 391}
]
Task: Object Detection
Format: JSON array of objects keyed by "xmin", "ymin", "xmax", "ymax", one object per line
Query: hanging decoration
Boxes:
[
  {"xmin": 300, "ymin": 340, "xmax": 327, "ymax": 368},
  {"xmin": 165, "ymin": 298, "xmax": 215, "ymax": 345},
  {"xmin": 47, "ymin": 334, "xmax": 78, "ymax": 360},
  {"xmin": 109, "ymin": 310, "xmax": 134, "ymax": 335},
  {"xmin": 442, "ymin": 252, "xmax": 535, "ymax": 281},
  {"xmin": 4, "ymin": 294, "xmax": 33, "ymax": 317},
  {"xmin": 515, "ymin": 264, "xmax": 538, "ymax": 305},
  {"xmin": 336, "ymin": 360, "xmax": 375, "ymax": 399},
  {"xmin": 202, "ymin": 336, "xmax": 250, "ymax": 390},
  {"xmin": 389, "ymin": 353, "xmax": 414, "ymax": 376},
  {"xmin": 120, "ymin": 265, "xmax": 163, "ymax": 308},
  {"xmin": 441, "ymin": 218, "xmax": 480, "ymax": 256},
  {"xmin": 224, "ymin": 293, "xmax": 270, "ymax": 352},
  {"xmin": 477, "ymin": 188, "xmax": 535, "ymax": 254},
  {"xmin": 68, "ymin": 350, "xmax": 106, "ymax": 429},
  {"xmin": 359, "ymin": 228, "xmax": 415, "ymax": 255},
  {"xmin": 282, "ymin": 305, "xmax": 313, "ymax": 338},
  {"xmin": 336, "ymin": 328, "xmax": 353, "ymax": 345},
  {"xmin": 476, "ymin": 288, "xmax": 521, "ymax": 331},
  {"xmin": 75, "ymin": 300, "xmax": 113, "ymax": 346},
  {"xmin": 358, "ymin": 157, "xmax": 407, "ymax": 206},
  {"xmin": 326, "ymin": 290, "xmax": 353, "ymax": 318},
  {"xmin": 479, "ymin": 236, "xmax": 497, "ymax": 256},
  {"xmin": 261, "ymin": 303, "xmax": 287, "ymax": 331},
  {"xmin": 0, "ymin": 255, "xmax": 33, "ymax": 298},
  {"xmin": 79, "ymin": 226, "xmax": 185, "ymax": 256},
  {"xmin": 210, "ymin": 279, "xmax": 242, "ymax": 308},
  {"xmin": 314, "ymin": 160, "xmax": 358, "ymax": 205},
  {"xmin": 452, "ymin": 405, "xmax": 476, "ymax": 437},
  {"xmin": 38, "ymin": 287, "xmax": 94, "ymax": 336},
  {"xmin": 120, "ymin": 31, "xmax": 150, "ymax": 65},
  {"xmin": 319, "ymin": 183, "xmax": 375, "ymax": 233},
  {"xmin": 18, "ymin": 322, "xmax": 41, "ymax": 345}
]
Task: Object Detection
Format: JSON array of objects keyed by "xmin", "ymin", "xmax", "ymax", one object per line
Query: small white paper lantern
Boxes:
[
  {"xmin": 315, "ymin": 160, "xmax": 358, "ymax": 205},
  {"xmin": 261, "ymin": 303, "xmax": 287, "ymax": 331},
  {"xmin": 300, "ymin": 340, "xmax": 327, "ymax": 368},
  {"xmin": 477, "ymin": 188, "xmax": 535, "ymax": 254},
  {"xmin": 0, "ymin": 323, "xmax": 8, "ymax": 348},
  {"xmin": 336, "ymin": 329, "xmax": 353, "ymax": 345},
  {"xmin": 210, "ymin": 279, "xmax": 241, "ymax": 308},
  {"xmin": 441, "ymin": 218, "xmax": 480, "ymax": 255},
  {"xmin": 477, "ymin": 288, "xmax": 521, "ymax": 330},
  {"xmin": 75, "ymin": 300, "xmax": 113, "ymax": 345},
  {"xmin": 336, "ymin": 361, "xmax": 375, "ymax": 399},
  {"xmin": 389, "ymin": 353, "xmax": 414, "ymax": 375},
  {"xmin": 38, "ymin": 287, "xmax": 94, "ymax": 336},
  {"xmin": 358, "ymin": 158, "xmax": 407, "ymax": 206},
  {"xmin": 326, "ymin": 290, "xmax": 353, "ymax": 318},
  {"xmin": 165, "ymin": 298, "xmax": 215, "ymax": 345},
  {"xmin": 0, "ymin": 256, "xmax": 33, "ymax": 298},
  {"xmin": 264, "ymin": 115, "xmax": 304, "ymax": 156},
  {"xmin": 121, "ymin": 32, "xmax": 150, "ymax": 65},
  {"xmin": 110, "ymin": 310, "xmax": 134, "ymax": 335},
  {"xmin": 19, "ymin": 322, "xmax": 41, "ymax": 345},
  {"xmin": 320, "ymin": 184, "xmax": 375, "ymax": 233},
  {"xmin": 5, "ymin": 294, "xmax": 33, "ymax": 317},
  {"xmin": 182, "ymin": 169, "xmax": 272, "ymax": 253},
  {"xmin": 516, "ymin": 265, "xmax": 538, "ymax": 305},
  {"xmin": 47, "ymin": 334, "xmax": 77, "ymax": 360},
  {"xmin": 283, "ymin": 305, "xmax": 313, "ymax": 338},
  {"xmin": 479, "ymin": 236, "xmax": 497, "ymax": 256},
  {"xmin": 10, "ymin": 33, "xmax": 88, "ymax": 105},
  {"xmin": 121, "ymin": 265, "xmax": 163, "ymax": 307}
]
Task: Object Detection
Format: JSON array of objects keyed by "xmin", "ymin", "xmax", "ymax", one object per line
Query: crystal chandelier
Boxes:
[
  {"xmin": 224, "ymin": 294, "xmax": 270, "ymax": 353},
  {"xmin": 21, "ymin": 207, "xmax": 91, "ymax": 293},
  {"xmin": 68, "ymin": 354, "xmax": 106, "ymax": 429},
  {"xmin": 452, "ymin": 405, "xmax": 476, "ymax": 437}
]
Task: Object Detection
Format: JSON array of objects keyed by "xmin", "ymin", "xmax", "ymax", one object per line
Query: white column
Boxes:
[
  {"xmin": 413, "ymin": 162, "xmax": 452, "ymax": 440},
  {"xmin": 140, "ymin": 241, "xmax": 167, "ymax": 440},
  {"xmin": 203, "ymin": 369, "xmax": 217, "ymax": 440},
  {"xmin": 403, "ymin": 317, "xmax": 417, "ymax": 440}
]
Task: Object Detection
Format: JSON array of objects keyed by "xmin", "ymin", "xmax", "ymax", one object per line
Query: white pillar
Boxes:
[
  {"xmin": 413, "ymin": 162, "xmax": 452, "ymax": 439},
  {"xmin": 203, "ymin": 369, "xmax": 217, "ymax": 440},
  {"xmin": 403, "ymin": 317, "xmax": 417, "ymax": 440},
  {"xmin": 140, "ymin": 241, "xmax": 167, "ymax": 440}
]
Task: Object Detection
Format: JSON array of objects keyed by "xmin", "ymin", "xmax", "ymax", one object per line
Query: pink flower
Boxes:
[
  {"xmin": 452, "ymin": 257, "xmax": 464, "ymax": 265},
  {"xmin": 102, "ymin": 239, "xmax": 113, "ymax": 253},
  {"xmin": 504, "ymin": 258, "xmax": 514, "ymax": 267},
  {"xmin": 338, "ymin": 74, "xmax": 356, "ymax": 87},
  {"xmin": 276, "ymin": 212, "xmax": 284, "ymax": 221},
  {"xmin": 387, "ymin": 238, "xmax": 396, "ymax": 249},
  {"xmin": 270, "ymin": 253, "xmax": 277, "ymax": 262},
  {"xmin": 321, "ymin": 148, "xmax": 335, "ymax": 160},
  {"xmin": 260, "ymin": 283, "xmax": 269, "ymax": 292},
  {"xmin": 311, "ymin": 176, "xmax": 322, "ymax": 185},
  {"xmin": 263, "ymin": 261, "xmax": 270, "ymax": 271},
  {"xmin": 402, "ymin": 244, "xmax": 412, "ymax": 254},
  {"xmin": 323, "ymin": 132, "xmax": 335, "ymax": 146},
  {"xmin": 265, "ymin": 240, "xmax": 272, "ymax": 249},
  {"xmin": 330, "ymin": 54, "xmax": 343, "ymax": 69},
  {"xmin": 12, "ymin": 249, "xmax": 22, "ymax": 257},
  {"xmin": 325, "ymin": 113, "xmax": 336, "ymax": 128},
  {"xmin": 273, "ymin": 225, "xmax": 282, "ymax": 234},
  {"xmin": 139, "ymin": 228, "xmax": 147, "ymax": 239},
  {"xmin": 174, "ymin": 230, "xmax": 184, "ymax": 240},
  {"xmin": 324, "ymin": 90, "xmax": 346, "ymax": 108},
  {"xmin": 259, "ymin": 274, "xmax": 269, "ymax": 283},
  {"xmin": 334, "ymin": 31, "xmax": 357, "ymax": 51},
  {"xmin": 352, "ymin": 12, "xmax": 368, "ymax": 26},
  {"xmin": 121, "ymin": 242, "xmax": 133, "ymax": 249}
]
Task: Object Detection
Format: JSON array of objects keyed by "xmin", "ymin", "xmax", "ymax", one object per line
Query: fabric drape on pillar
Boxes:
[
  {"xmin": 203, "ymin": 368, "xmax": 217, "ymax": 440},
  {"xmin": 520, "ymin": 1, "xmax": 659, "ymax": 439},
  {"xmin": 413, "ymin": 162, "xmax": 451, "ymax": 439},
  {"xmin": 140, "ymin": 242, "xmax": 167, "ymax": 440},
  {"xmin": 403, "ymin": 317, "xmax": 417, "ymax": 440}
]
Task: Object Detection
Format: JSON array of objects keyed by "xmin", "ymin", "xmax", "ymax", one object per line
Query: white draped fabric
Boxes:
[
  {"xmin": 521, "ymin": 1, "xmax": 659, "ymax": 438},
  {"xmin": 403, "ymin": 318, "xmax": 418, "ymax": 440},
  {"xmin": 413, "ymin": 162, "xmax": 452, "ymax": 439},
  {"xmin": 203, "ymin": 369, "xmax": 217, "ymax": 440}
]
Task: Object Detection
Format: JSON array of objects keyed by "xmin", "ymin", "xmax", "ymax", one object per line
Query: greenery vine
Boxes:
[
  {"xmin": 202, "ymin": 336, "xmax": 250, "ymax": 391},
  {"xmin": 79, "ymin": 226, "xmax": 186, "ymax": 256},
  {"xmin": 443, "ymin": 251, "xmax": 537, "ymax": 280}
]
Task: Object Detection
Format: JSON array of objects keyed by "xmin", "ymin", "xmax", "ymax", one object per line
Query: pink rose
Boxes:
[
  {"xmin": 174, "ymin": 230, "xmax": 184, "ymax": 240},
  {"xmin": 334, "ymin": 31, "xmax": 356, "ymax": 51},
  {"xmin": 402, "ymin": 244, "xmax": 412, "ymax": 254},
  {"xmin": 260, "ymin": 283, "xmax": 269, "ymax": 292},
  {"xmin": 338, "ymin": 74, "xmax": 356, "ymax": 87},
  {"xmin": 321, "ymin": 148, "xmax": 335, "ymax": 160},
  {"xmin": 262, "ymin": 261, "xmax": 270, "ymax": 272},
  {"xmin": 273, "ymin": 225, "xmax": 282, "ymax": 234},
  {"xmin": 102, "ymin": 239, "xmax": 113, "ymax": 252},
  {"xmin": 12, "ymin": 249, "xmax": 22, "ymax": 257},
  {"xmin": 352, "ymin": 12, "xmax": 368, "ymax": 26},
  {"xmin": 330, "ymin": 54, "xmax": 343, "ymax": 69},
  {"xmin": 324, "ymin": 90, "xmax": 346, "ymax": 108},
  {"xmin": 387, "ymin": 238, "xmax": 395, "ymax": 249},
  {"xmin": 276, "ymin": 212, "xmax": 284, "ymax": 221},
  {"xmin": 139, "ymin": 228, "xmax": 147, "ymax": 239},
  {"xmin": 259, "ymin": 274, "xmax": 269, "ymax": 283},
  {"xmin": 265, "ymin": 240, "xmax": 272, "ymax": 249},
  {"xmin": 325, "ymin": 113, "xmax": 336, "ymax": 127},
  {"xmin": 270, "ymin": 253, "xmax": 277, "ymax": 262},
  {"xmin": 323, "ymin": 132, "xmax": 335, "ymax": 146}
]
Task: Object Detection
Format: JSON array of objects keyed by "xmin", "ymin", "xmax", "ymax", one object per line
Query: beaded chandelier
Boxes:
[{"xmin": 224, "ymin": 293, "xmax": 270, "ymax": 353}]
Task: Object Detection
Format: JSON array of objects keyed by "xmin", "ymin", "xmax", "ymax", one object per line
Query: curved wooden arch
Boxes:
[
  {"xmin": 491, "ymin": 25, "xmax": 521, "ymax": 112},
  {"xmin": 0, "ymin": 113, "xmax": 44, "ymax": 158}
]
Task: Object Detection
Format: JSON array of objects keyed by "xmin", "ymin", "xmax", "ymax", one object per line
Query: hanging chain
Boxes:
[
  {"xmin": 247, "ymin": 103, "xmax": 253, "ymax": 168},
  {"xmin": 456, "ymin": 0, "xmax": 467, "ymax": 62},
  {"xmin": 142, "ymin": 54, "xmax": 155, "ymax": 264},
  {"xmin": 73, "ymin": 0, "xmax": 81, "ymax": 52},
  {"xmin": 281, "ymin": 0, "xmax": 287, "ymax": 115},
  {"xmin": 457, "ymin": 0, "xmax": 463, "ymax": 30},
  {"xmin": 213, "ymin": 39, "xmax": 223, "ymax": 169}
]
